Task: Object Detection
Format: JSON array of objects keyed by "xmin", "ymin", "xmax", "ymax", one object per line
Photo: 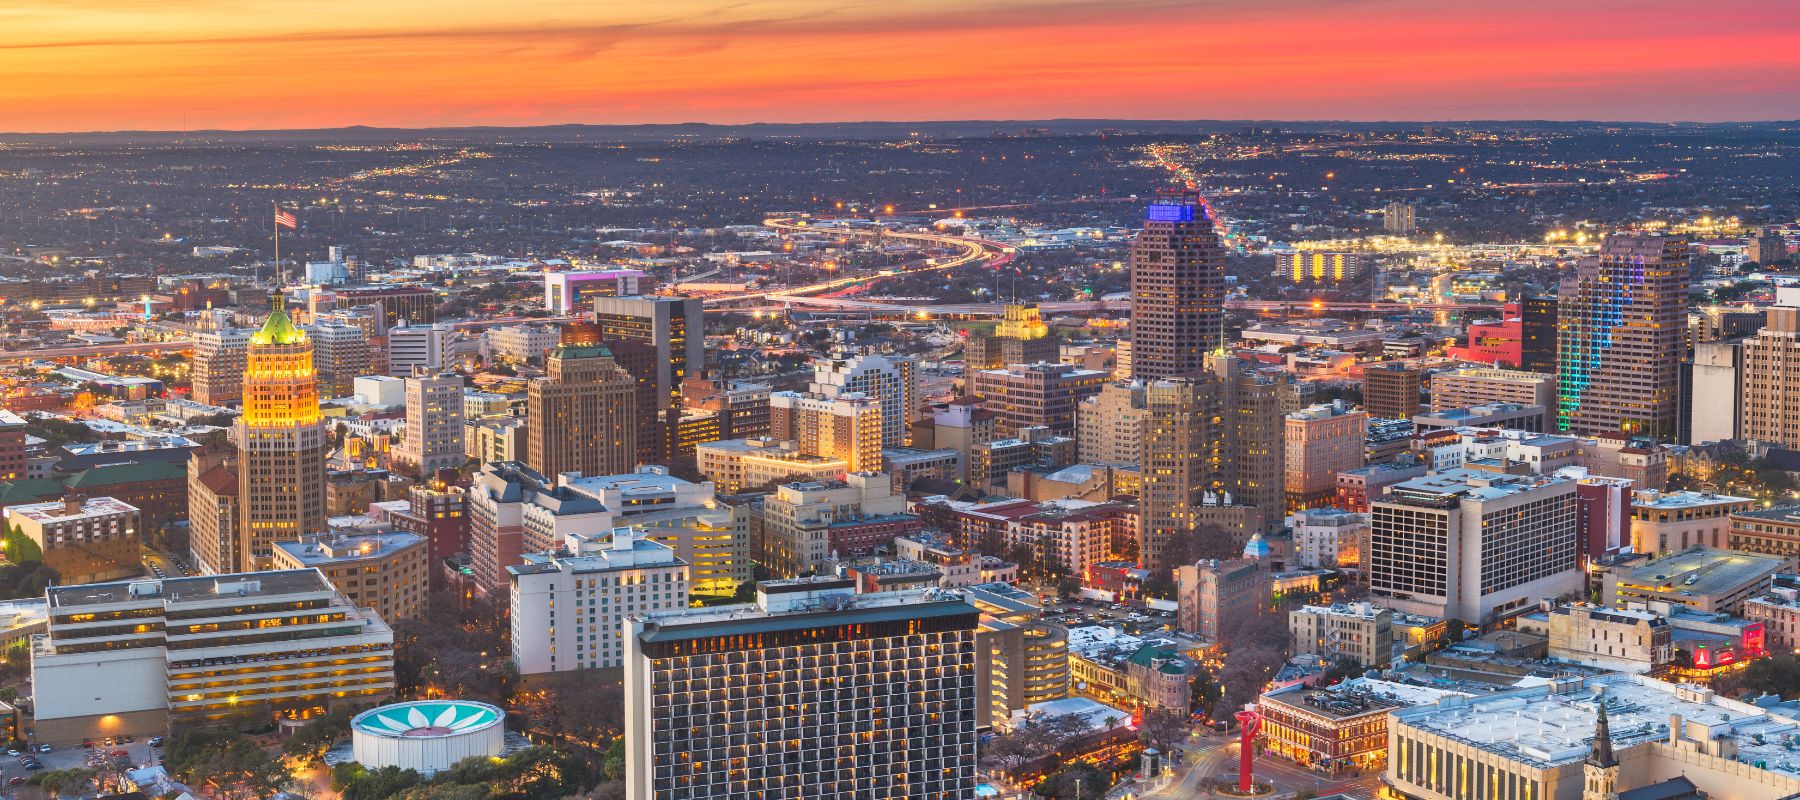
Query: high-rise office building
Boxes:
[
  {"xmin": 226, "ymin": 301, "xmax": 326, "ymax": 573},
  {"xmin": 334, "ymin": 285, "xmax": 438, "ymax": 327},
  {"xmin": 967, "ymin": 362, "xmax": 1108, "ymax": 439},
  {"xmin": 526, "ymin": 344, "xmax": 638, "ymax": 480},
  {"xmin": 396, "ymin": 370, "xmax": 466, "ymax": 474},
  {"xmin": 468, "ymin": 461, "xmax": 548, "ymax": 596},
  {"xmin": 1129, "ymin": 191, "xmax": 1226, "ymax": 380},
  {"xmin": 1138, "ymin": 376, "xmax": 1226, "ymax": 575},
  {"xmin": 1383, "ymin": 201, "xmax": 1416, "ymax": 235},
  {"xmin": 591, "ymin": 295, "xmax": 705, "ymax": 462},
  {"xmin": 386, "ymin": 322, "xmax": 454, "ymax": 376},
  {"xmin": 1740, "ymin": 303, "xmax": 1800, "ymax": 448},
  {"xmin": 1217, "ymin": 357, "xmax": 1316, "ymax": 521},
  {"xmin": 811, "ymin": 353, "xmax": 917, "ymax": 449},
  {"xmin": 308, "ymin": 322, "xmax": 370, "ymax": 399},
  {"xmin": 1362, "ymin": 363, "xmax": 1422, "ymax": 421},
  {"xmin": 1369, "ymin": 470, "xmax": 1581, "ymax": 623},
  {"xmin": 624, "ymin": 577, "xmax": 980, "ymax": 800},
  {"xmin": 1520, "ymin": 295, "xmax": 1560, "ymax": 374},
  {"xmin": 1558, "ymin": 234, "xmax": 1689, "ymax": 438},
  {"xmin": 1076, "ymin": 380, "xmax": 1148, "ymax": 467},
  {"xmin": 191, "ymin": 327, "xmax": 250, "ymax": 407}
]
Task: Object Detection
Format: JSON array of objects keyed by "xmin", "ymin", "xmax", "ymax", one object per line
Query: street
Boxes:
[{"xmin": 1144, "ymin": 735, "xmax": 1385, "ymax": 800}]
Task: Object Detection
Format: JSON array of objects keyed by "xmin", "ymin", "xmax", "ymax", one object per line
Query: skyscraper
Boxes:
[
  {"xmin": 624, "ymin": 578, "xmax": 980, "ymax": 800},
  {"xmin": 233, "ymin": 300, "xmax": 327, "ymax": 572},
  {"xmin": 1138, "ymin": 375, "xmax": 1225, "ymax": 575},
  {"xmin": 526, "ymin": 344, "xmax": 638, "ymax": 479},
  {"xmin": 308, "ymin": 322, "xmax": 370, "ymax": 399},
  {"xmin": 1128, "ymin": 191, "xmax": 1226, "ymax": 380},
  {"xmin": 1520, "ymin": 295, "xmax": 1560, "ymax": 374},
  {"xmin": 591, "ymin": 295, "xmax": 705, "ymax": 462},
  {"xmin": 1383, "ymin": 201, "xmax": 1416, "ymax": 235},
  {"xmin": 396, "ymin": 370, "xmax": 466, "ymax": 474},
  {"xmin": 963, "ymin": 303, "xmax": 1058, "ymax": 382},
  {"xmin": 1739, "ymin": 303, "xmax": 1800, "ymax": 448},
  {"xmin": 1557, "ymin": 234, "xmax": 1689, "ymax": 438},
  {"xmin": 1217, "ymin": 357, "xmax": 1315, "ymax": 520}
]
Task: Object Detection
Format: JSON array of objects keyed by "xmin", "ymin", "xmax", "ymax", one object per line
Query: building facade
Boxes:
[
  {"xmin": 526, "ymin": 345, "xmax": 639, "ymax": 480},
  {"xmin": 1129, "ymin": 192, "xmax": 1226, "ymax": 380},
  {"xmin": 232, "ymin": 302, "xmax": 328, "ymax": 572},
  {"xmin": 624, "ymin": 578, "xmax": 980, "ymax": 800},
  {"xmin": 509, "ymin": 527, "xmax": 689, "ymax": 675},
  {"xmin": 272, "ymin": 531, "xmax": 429, "ymax": 623},
  {"xmin": 1558, "ymin": 234, "xmax": 1689, "ymax": 437}
]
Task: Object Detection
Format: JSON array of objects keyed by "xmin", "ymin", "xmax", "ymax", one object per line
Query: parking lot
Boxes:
[
  {"xmin": 1038, "ymin": 596, "xmax": 1177, "ymax": 636},
  {"xmin": 0, "ymin": 738, "xmax": 163, "ymax": 785}
]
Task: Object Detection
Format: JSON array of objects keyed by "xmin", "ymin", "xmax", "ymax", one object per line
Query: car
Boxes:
[
  {"xmin": 34, "ymin": 745, "xmax": 49, "ymax": 754},
  {"xmin": 3, "ymin": 750, "xmax": 16, "ymax": 758},
  {"xmin": 103, "ymin": 737, "xmax": 115, "ymax": 746},
  {"xmin": 10, "ymin": 776, "xmax": 25, "ymax": 786},
  {"xmin": 24, "ymin": 763, "xmax": 42, "ymax": 772},
  {"xmin": 148, "ymin": 736, "xmax": 164, "ymax": 747}
]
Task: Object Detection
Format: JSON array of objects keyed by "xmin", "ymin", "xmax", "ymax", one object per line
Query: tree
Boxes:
[
  {"xmin": 36, "ymin": 768, "xmax": 96, "ymax": 797},
  {"xmin": 284, "ymin": 704, "xmax": 363, "ymax": 764},
  {"xmin": 1036, "ymin": 762, "xmax": 1108, "ymax": 799},
  {"xmin": 1719, "ymin": 654, "xmax": 1800, "ymax": 699},
  {"xmin": 392, "ymin": 589, "xmax": 511, "ymax": 703},
  {"xmin": 1139, "ymin": 706, "xmax": 1190, "ymax": 750},
  {"xmin": 1212, "ymin": 604, "xmax": 1290, "ymax": 721},
  {"xmin": 976, "ymin": 712, "xmax": 1092, "ymax": 777}
]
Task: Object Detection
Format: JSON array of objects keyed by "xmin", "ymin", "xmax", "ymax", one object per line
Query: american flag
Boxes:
[{"xmin": 274, "ymin": 206, "xmax": 298, "ymax": 229}]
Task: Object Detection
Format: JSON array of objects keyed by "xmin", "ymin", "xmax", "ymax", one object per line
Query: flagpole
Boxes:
[{"xmin": 273, "ymin": 202, "xmax": 281, "ymax": 288}]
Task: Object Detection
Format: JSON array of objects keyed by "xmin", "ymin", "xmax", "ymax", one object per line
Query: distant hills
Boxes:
[{"xmin": 3, "ymin": 119, "xmax": 1795, "ymax": 146}]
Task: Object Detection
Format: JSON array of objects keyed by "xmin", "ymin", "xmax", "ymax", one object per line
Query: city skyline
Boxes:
[{"xmin": 2, "ymin": 0, "xmax": 1798, "ymax": 132}]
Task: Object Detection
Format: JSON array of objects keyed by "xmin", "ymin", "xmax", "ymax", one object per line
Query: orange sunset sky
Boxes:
[{"xmin": 3, "ymin": 0, "xmax": 1798, "ymax": 133}]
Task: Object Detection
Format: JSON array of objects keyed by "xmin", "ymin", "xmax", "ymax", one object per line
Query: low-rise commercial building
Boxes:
[
  {"xmin": 1629, "ymin": 490, "xmax": 1755, "ymax": 555},
  {"xmin": 1290, "ymin": 602, "xmax": 1395, "ymax": 666},
  {"xmin": 30, "ymin": 570, "xmax": 395, "ymax": 742},
  {"xmin": 6, "ymin": 497, "xmax": 141, "ymax": 585},
  {"xmin": 1260, "ymin": 677, "xmax": 1464, "ymax": 775},
  {"xmin": 1595, "ymin": 547, "xmax": 1785, "ymax": 614}
]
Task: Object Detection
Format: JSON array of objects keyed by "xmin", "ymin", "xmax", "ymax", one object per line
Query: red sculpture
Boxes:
[{"xmin": 1235, "ymin": 709, "xmax": 1262, "ymax": 792}]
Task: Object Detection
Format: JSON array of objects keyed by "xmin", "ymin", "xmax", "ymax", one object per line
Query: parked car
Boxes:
[
  {"xmin": 34, "ymin": 745, "xmax": 49, "ymax": 754},
  {"xmin": 147, "ymin": 736, "xmax": 164, "ymax": 747}
]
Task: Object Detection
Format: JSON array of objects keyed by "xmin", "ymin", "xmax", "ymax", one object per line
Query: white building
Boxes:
[
  {"xmin": 354, "ymin": 375, "xmax": 406, "ymax": 408},
  {"xmin": 483, "ymin": 324, "xmax": 562, "ymax": 365},
  {"xmin": 395, "ymin": 371, "xmax": 466, "ymax": 474},
  {"xmin": 508, "ymin": 527, "xmax": 688, "ymax": 675},
  {"xmin": 1287, "ymin": 508, "xmax": 1369, "ymax": 569},
  {"xmin": 387, "ymin": 323, "xmax": 453, "ymax": 376},
  {"xmin": 810, "ymin": 352, "xmax": 917, "ymax": 449},
  {"xmin": 1370, "ymin": 469, "xmax": 1582, "ymax": 624}
]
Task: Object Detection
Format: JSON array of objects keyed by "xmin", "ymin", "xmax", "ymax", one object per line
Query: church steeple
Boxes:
[
  {"xmin": 1588, "ymin": 693, "xmax": 1618, "ymax": 768},
  {"xmin": 1584, "ymin": 688, "xmax": 1621, "ymax": 800}
]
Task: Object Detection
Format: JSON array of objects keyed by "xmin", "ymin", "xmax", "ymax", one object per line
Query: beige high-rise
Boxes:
[
  {"xmin": 1741, "ymin": 305, "xmax": 1800, "ymax": 448},
  {"xmin": 1077, "ymin": 380, "xmax": 1147, "ymax": 467},
  {"xmin": 526, "ymin": 344, "xmax": 638, "ymax": 478},
  {"xmin": 1138, "ymin": 375, "xmax": 1225, "ymax": 575},
  {"xmin": 233, "ymin": 302, "xmax": 327, "ymax": 572},
  {"xmin": 396, "ymin": 369, "xmax": 466, "ymax": 474},
  {"xmin": 191, "ymin": 327, "xmax": 249, "ymax": 407}
]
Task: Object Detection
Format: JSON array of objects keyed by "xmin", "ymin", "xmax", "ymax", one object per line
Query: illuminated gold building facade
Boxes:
[{"xmin": 236, "ymin": 302, "xmax": 328, "ymax": 571}]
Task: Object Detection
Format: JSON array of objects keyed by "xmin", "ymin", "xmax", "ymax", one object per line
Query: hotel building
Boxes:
[
  {"xmin": 623, "ymin": 577, "xmax": 980, "ymax": 800},
  {"xmin": 509, "ymin": 527, "xmax": 689, "ymax": 675},
  {"xmin": 30, "ymin": 570, "xmax": 394, "ymax": 743}
]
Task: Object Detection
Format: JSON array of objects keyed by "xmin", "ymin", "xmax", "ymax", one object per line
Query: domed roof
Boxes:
[
  {"xmin": 1242, "ymin": 532, "xmax": 1272, "ymax": 559},
  {"xmin": 352, "ymin": 700, "xmax": 504, "ymax": 739},
  {"xmin": 250, "ymin": 302, "xmax": 306, "ymax": 346}
]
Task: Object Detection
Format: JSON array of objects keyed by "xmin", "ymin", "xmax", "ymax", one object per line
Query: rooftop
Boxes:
[
  {"xmin": 274, "ymin": 531, "xmax": 426, "ymax": 566},
  {"xmin": 1630, "ymin": 490, "xmax": 1753, "ymax": 510},
  {"xmin": 636, "ymin": 585, "xmax": 973, "ymax": 643},
  {"xmin": 1385, "ymin": 468, "xmax": 1569, "ymax": 504},
  {"xmin": 47, "ymin": 569, "xmax": 335, "ymax": 609},
  {"xmin": 1606, "ymin": 547, "xmax": 1785, "ymax": 596},
  {"xmin": 8, "ymin": 496, "xmax": 138, "ymax": 523},
  {"xmin": 1392, "ymin": 674, "xmax": 1800, "ymax": 778}
]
